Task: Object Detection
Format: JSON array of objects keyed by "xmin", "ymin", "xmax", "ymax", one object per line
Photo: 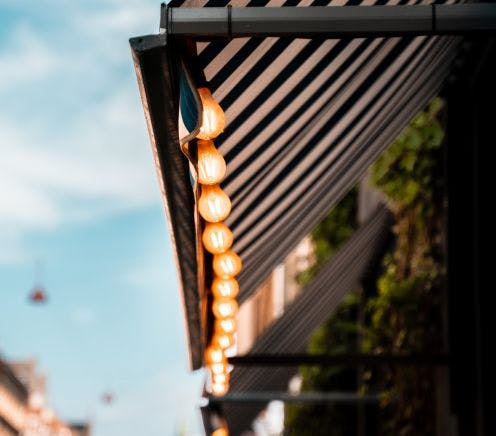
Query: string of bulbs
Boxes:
[{"xmin": 195, "ymin": 88, "xmax": 242, "ymax": 398}]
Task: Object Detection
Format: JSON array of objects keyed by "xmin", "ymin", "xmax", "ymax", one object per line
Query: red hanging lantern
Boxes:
[
  {"xmin": 101, "ymin": 392, "xmax": 114, "ymax": 405},
  {"xmin": 29, "ymin": 286, "xmax": 47, "ymax": 304}
]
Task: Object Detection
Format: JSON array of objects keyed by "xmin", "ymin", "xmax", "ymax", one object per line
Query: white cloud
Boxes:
[
  {"xmin": 0, "ymin": 1, "xmax": 163, "ymax": 264},
  {"xmin": 0, "ymin": 24, "xmax": 60, "ymax": 91},
  {"xmin": 79, "ymin": 3, "xmax": 159, "ymax": 34},
  {"xmin": 0, "ymin": 91, "xmax": 160, "ymax": 260}
]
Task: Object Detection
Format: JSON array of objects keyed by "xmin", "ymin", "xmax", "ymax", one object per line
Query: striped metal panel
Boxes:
[
  {"xmin": 220, "ymin": 206, "xmax": 390, "ymax": 433},
  {"xmin": 170, "ymin": 0, "xmax": 459, "ymax": 304}
]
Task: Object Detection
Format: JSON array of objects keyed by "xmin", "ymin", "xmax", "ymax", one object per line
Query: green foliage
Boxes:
[
  {"xmin": 286, "ymin": 191, "xmax": 359, "ymax": 435},
  {"xmin": 363, "ymin": 262, "xmax": 442, "ymax": 355},
  {"xmin": 285, "ymin": 98, "xmax": 447, "ymax": 435},
  {"xmin": 297, "ymin": 190, "xmax": 357, "ymax": 286},
  {"xmin": 370, "ymin": 98, "xmax": 444, "ymax": 211},
  {"xmin": 285, "ymin": 293, "xmax": 361, "ymax": 436},
  {"xmin": 363, "ymin": 98, "xmax": 446, "ymax": 435}
]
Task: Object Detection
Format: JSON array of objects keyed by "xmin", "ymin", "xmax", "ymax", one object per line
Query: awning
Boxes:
[
  {"xmin": 130, "ymin": 38, "xmax": 205, "ymax": 368},
  {"xmin": 169, "ymin": 0, "xmax": 459, "ymax": 306},
  {"xmin": 219, "ymin": 206, "xmax": 390, "ymax": 433},
  {"xmin": 131, "ymin": 1, "xmax": 460, "ymax": 369}
]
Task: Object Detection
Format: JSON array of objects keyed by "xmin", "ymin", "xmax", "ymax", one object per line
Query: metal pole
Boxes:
[
  {"xmin": 164, "ymin": 4, "xmax": 496, "ymax": 38},
  {"xmin": 208, "ymin": 391, "xmax": 382, "ymax": 404},
  {"xmin": 228, "ymin": 353, "xmax": 450, "ymax": 367}
]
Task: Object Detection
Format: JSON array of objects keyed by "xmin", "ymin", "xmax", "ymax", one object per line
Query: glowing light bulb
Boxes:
[
  {"xmin": 210, "ymin": 362, "xmax": 228, "ymax": 375},
  {"xmin": 205, "ymin": 345, "xmax": 225, "ymax": 365},
  {"xmin": 215, "ymin": 317, "xmax": 237, "ymax": 335},
  {"xmin": 213, "ymin": 298, "xmax": 238, "ymax": 319},
  {"xmin": 212, "ymin": 277, "xmax": 239, "ymax": 299},
  {"xmin": 198, "ymin": 185, "xmax": 231, "ymax": 223},
  {"xmin": 213, "ymin": 251, "xmax": 243, "ymax": 278},
  {"xmin": 197, "ymin": 140, "xmax": 226, "ymax": 185},
  {"xmin": 212, "ymin": 372, "xmax": 229, "ymax": 385},
  {"xmin": 196, "ymin": 88, "xmax": 226, "ymax": 140},
  {"xmin": 211, "ymin": 381, "xmax": 228, "ymax": 397},
  {"xmin": 202, "ymin": 223, "xmax": 233, "ymax": 254},
  {"xmin": 212, "ymin": 331, "xmax": 235, "ymax": 350}
]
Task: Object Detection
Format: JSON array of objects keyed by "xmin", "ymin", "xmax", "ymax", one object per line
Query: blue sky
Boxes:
[{"xmin": 0, "ymin": 1, "xmax": 204, "ymax": 434}]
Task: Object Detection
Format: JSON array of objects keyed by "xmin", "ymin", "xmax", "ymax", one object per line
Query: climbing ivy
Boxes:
[
  {"xmin": 297, "ymin": 190, "xmax": 357, "ymax": 287},
  {"xmin": 286, "ymin": 189, "xmax": 360, "ymax": 435},
  {"xmin": 363, "ymin": 97, "xmax": 446, "ymax": 435},
  {"xmin": 285, "ymin": 98, "xmax": 447, "ymax": 435}
]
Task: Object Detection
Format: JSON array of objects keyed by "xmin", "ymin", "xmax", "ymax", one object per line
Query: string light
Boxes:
[
  {"xmin": 194, "ymin": 89, "xmax": 238, "ymax": 403},
  {"xmin": 198, "ymin": 185, "xmax": 231, "ymax": 223},
  {"xmin": 205, "ymin": 345, "xmax": 225, "ymax": 365},
  {"xmin": 210, "ymin": 362, "xmax": 228, "ymax": 376},
  {"xmin": 213, "ymin": 251, "xmax": 242, "ymax": 278},
  {"xmin": 212, "ymin": 331, "xmax": 235, "ymax": 350},
  {"xmin": 215, "ymin": 317, "xmax": 237, "ymax": 335},
  {"xmin": 211, "ymin": 381, "xmax": 228, "ymax": 397},
  {"xmin": 212, "ymin": 277, "xmax": 239, "ymax": 299},
  {"xmin": 212, "ymin": 372, "xmax": 229, "ymax": 385},
  {"xmin": 197, "ymin": 139, "xmax": 227, "ymax": 185},
  {"xmin": 213, "ymin": 298, "xmax": 239, "ymax": 319},
  {"xmin": 197, "ymin": 88, "xmax": 226, "ymax": 140},
  {"xmin": 202, "ymin": 223, "xmax": 233, "ymax": 254}
]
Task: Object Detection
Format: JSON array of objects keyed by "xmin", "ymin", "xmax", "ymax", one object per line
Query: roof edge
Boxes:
[{"xmin": 130, "ymin": 35, "xmax": 204, "ymax": 370}]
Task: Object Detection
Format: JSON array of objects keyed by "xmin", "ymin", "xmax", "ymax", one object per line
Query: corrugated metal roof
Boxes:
[
  {"xmin": 130, "ymin": 0, "xmax": 460, "ymax": 370},
  {"xmin": 171, "ymin": 0, "xmax": 459, "ymax": 304}
]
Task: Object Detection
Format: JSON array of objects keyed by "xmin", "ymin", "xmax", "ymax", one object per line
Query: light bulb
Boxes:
[
  {"xmin": 197, "ymin": 140, "xmax": 226, "ymax": 185},
  {"xmin": 215, "ymin": 317, "xmax": 237, "ymax": 335},
  {"xmin": 198, "ymin": 185, "xmax": 231, "ymax": 223},
  {"xmin": 213, "ymin": 298, "xmax": 239, "ymax": 319},
  {"xmin": 212, "ymin": 429, "xmax": 228, "ymax": 436},
  {"xmin": 212, "ymin": 277, "xmax": 239, "ymax": 299},
  {"xmin": 205, "ymin": 345, "xmax": 225, "ymax": 365},
  {"xmin": 211, "ymin": 381, "xmax": 228, "ymax": 397},
  {"xmin": 210, "ymin": 362, "xmax": 228, "ymax": 375},
  {"xmin": 211, "ymin": 372, "xmax": 229, "ymax": 385},
  {"xmin": 202, "ymin": 223, "xmax": 233, "ymax": 254},
  {"xmin": 197, "ymin": 88, "xmax": 226, "ymax": 140},
  {"xmin": 212, "ymin": 331, "xmax": 235, "ymax": 350},
  {"xmin": 213, "ymin": 251, "xmax": 243, "ymax": 278}
]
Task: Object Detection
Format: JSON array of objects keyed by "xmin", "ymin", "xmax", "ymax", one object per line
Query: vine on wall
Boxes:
[{"xmin": 285, "ymin": 98, "xmax": 447, "ymax": 435}]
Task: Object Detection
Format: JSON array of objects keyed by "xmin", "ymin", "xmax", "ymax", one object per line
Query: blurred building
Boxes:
[
  {"xmin": 237, "ymin": 236, "xmax": 315, "ymax": 355},
  {"xmin": 68, "ymin": 423, "xmax": 90, "ymax": 436},
  {"xmin": 0, "ymin": 358, "xmax": 90, "ymax": 436},
  {"xmin": 0, "ymin": 359, "xmax": 28, "ymax": 435}
]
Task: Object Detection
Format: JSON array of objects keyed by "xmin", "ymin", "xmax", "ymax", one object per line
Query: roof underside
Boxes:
[
  {"xmin": 132, "ymin": 0, "xmax": 461, "ymax": 369},
  {"xmin": 171, "ymin": 0, "xmax": 459, "ymax": 305}
]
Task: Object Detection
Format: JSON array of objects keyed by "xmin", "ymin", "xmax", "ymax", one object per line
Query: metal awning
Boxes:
[
  {"xmin": 130, "ymin": 0, "xmax": 462, "ymax": 369},
  {"xmin": 131, "ymin": 39, "xmax": 205, "ymax": 368},
  {"xmin": 167, "ymin": 0, "xmax": 459, "ymax": 306},
  {"xmin": 216, "ymin": 206, "xmax": 389, "ymax": 433}
]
